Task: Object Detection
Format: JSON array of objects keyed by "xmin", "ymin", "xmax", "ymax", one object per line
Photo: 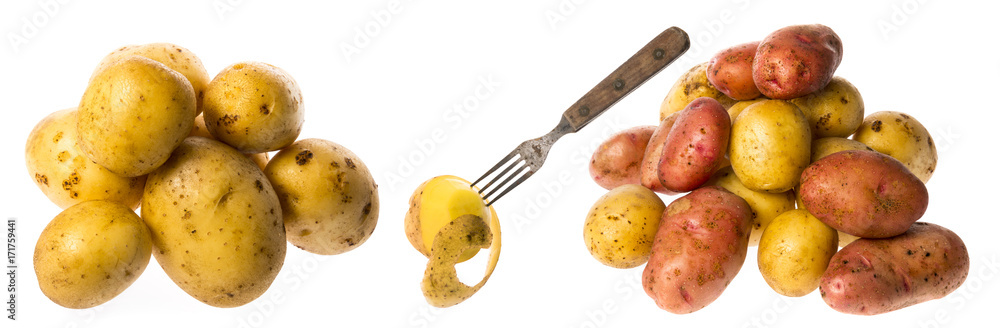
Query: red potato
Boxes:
[
  {"xmin": 642, "ymin": 186, "xmax": 752, "ymax": 314},
  {"xmin": 640, "ymin": 113, "xmax": 679, "ymax": 195},
  {"xmin": 753, "ymin": 24, "xmax": 843, "ymax": 99},
  {"xmin": 800, "ymin": 150, "xmax": 928, "ymax": 238},
  {"xmin": 707, "ymin": 41, "xmax": 762, "ymax": 100},
  {"xmin": 820, "ymin": 222, "xmax": 969, "ymax": 315},
  {"xmin": 589, "ymin": 125, "xmax": 657, "ymax": 190},
  {"xmin": 657, "ymin": 97, "xmax": 731, "ymax": 193}
]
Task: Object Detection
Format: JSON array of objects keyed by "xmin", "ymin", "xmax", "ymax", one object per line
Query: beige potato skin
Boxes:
[
  {"xmin": 820, "ymin": 222, "xmax": 969, "ymax": 315},
  {"xmin": 642, "ymin": 186, "xmax": 752, "ymax": 314},
  {"xmin": 757, "ymin": 209, "xmax": 838, "ymax": 297},
  {"xmin": 34, "ymin": 200, "xmax": 152, "ymax": 309},
  {"xmin": 189, "ymin": 114, "xmax": 269, "ymax": 170},
  {"xmin": 660, "ymin": 62, "xmax": 737, "ymax": 121},
  {"xmin": 726, "ymin": 98, "xmax": 766, "ymax": 123},
  {"xmin": 142, "ymin": 137, "xmax": 285, "ymax": 308},
  {"xmin": 78, "ymin": 56, "xmax": 197, "ymax": 177},
  {"xmin": 729, "ymin": 100, "xmax": 812, "ymax": 192},
  {"xmin": 91, "ymin": 43, "xmax": 210, "ymax": 113},
  {"xmin": 265, "ymin": 138, "xmax": 379, "ymax": 255},
  {"xmin": 25, "ymin": 108, "xmax": 145, "ymax": 209},
  {"xmin": 790, "ymin": 76, "xmax": 864, "ymax": 138},
  {"xmin": 583, "ymin": 184, "xmax": 665, "ymax": 269},
  {"xmin": 810, "ymin": 137, "xmax": 872, "ymax": 163},
  {"xmin": 852, "ymin": 111, "xmax": 937, "ymax": 183},
  {"xmin": 203, "ymin": 62, "xmax": 304, "ymax": 153},
  {"xmin": 707, "ymin": 166, "xmax": 796, "ymax": 247}
]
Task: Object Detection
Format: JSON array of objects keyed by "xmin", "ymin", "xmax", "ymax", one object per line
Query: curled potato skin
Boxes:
[
  {"xmin": 642, "ymin": 186, "xmax": 752, "ymax": 314},
  {"xmin": 819, "ymin": 222, "xmax": 969, "ymax": 315}
]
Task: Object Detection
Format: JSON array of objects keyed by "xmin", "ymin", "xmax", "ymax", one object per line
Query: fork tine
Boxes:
[
  {"xmin": 482, "ymin": 164, "xmax": 530, "ymax": 201},
  {"xmin": 485, "ymin": 169, "xmax": 535, "ymax": 207},
  {"xmin": 470, "ymin": 150, "xmax": 519, "ymax": 187},
  {"xmin": 479, "ymin": 154, "xmax": 523, "ymax": 193}
]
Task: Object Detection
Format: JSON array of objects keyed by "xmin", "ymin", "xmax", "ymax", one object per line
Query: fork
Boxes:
[{"xmin": 471, "ymin": 26, "xmax": 690, "ymax": 206}]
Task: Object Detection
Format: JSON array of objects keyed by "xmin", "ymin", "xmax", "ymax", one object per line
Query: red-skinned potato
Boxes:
[
  {"xmin": 800, "ymin": 150, "xmax": 928, "ymax": 238},
  {"xmin": 707, "ymin": 41, "xmax": 762, "ymax": 100},
  {"xmin": 820, "ymin": 222, "xmax": 969, "ymax": 315},
  {"xmin": 657, "ymin": 97, "xmax": 731, "ymax": 193},
  {"xmin": 642, "ymin": 186, "xmax": 752, "ymax": 314},
  {"xmin": 753, "ymin": 24, "xmax": 843, "ymax": 99},
  {"xmin": 640, "ymin": 113, "xmax": 679, "ymax": 195},
  {"xmin": 590, "ymin": 126, "xmax": 656, "ymax": 190}
]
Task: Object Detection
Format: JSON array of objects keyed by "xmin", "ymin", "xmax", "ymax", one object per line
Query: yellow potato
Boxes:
[
  {"xmin": 789, "ymin": 76, "xmax": 865, "ymax": 138},
  {"xmin": 727, "ymin": 97, "xmax": 767, "ymax": 123},
  {"xmin": 729, "ymin": 100, "xmax": 811, "ymax": 192},
  {"xmin": 264, "ymin": 138, "xmax": 379, "ymax": 255},
  {"xmin": 583, "ymin": 184, "xmax": 665, "ymax": 268},
  {"xmin": 810, "ymin": 137, "xmax": 872, "ymax": 163},
  {"xmin": 91, "ymin": 43, "xmax": 210, "ymax": 113},
  {"xmin": 141, "ymin": 137, "xmax": 285, "ymax": 307},
  {"xmin": 757, "ymin": 209, "xmax": 838, "ymax": 297},
  {"xmin": 189, "ymin": 114, "xmax": 269, "ymax": 170},
  {"xmin": 659, "ymin": 62, "xmax": 737, "ymax": 121},
  {"xmin": 203, "ymin": 62, "xmax": 304, "ymax": 153},
  {"xmin": 78, "ymin": 56, "xmax": 197, "ymax": 177},
  {"xmin": 25, "ymin": 108, "xmax": 145, "ymax": 209},
  {"xmin": 852, "ymin": 111, "xmax": 937, "ymax": 182},
  {"xmin": 706, "ymin": 167, "xmax": 796, "ymax": 247},
  {"xmin": 34, "ymin": 200, "xmax": 152, "ymax": 309},
  {"xmin": 405, "ymin": 175, "xmax": 495, "ymax": 262}
]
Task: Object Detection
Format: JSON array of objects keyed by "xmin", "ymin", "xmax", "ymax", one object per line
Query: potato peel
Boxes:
[{"xmin": 421, "ymin": 210, "xmax": 501, "ymax": 308}]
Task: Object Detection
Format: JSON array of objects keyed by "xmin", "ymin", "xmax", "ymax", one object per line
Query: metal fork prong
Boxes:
[
  {"xmin": 482, "ymin": 164, "xmax": 529, "ymax": 202},
  {"xmin": 485, "ymin": 169, "xmax": 535, "ymax": 207},
  {"xmin": 471, "ymin": 150, "xmax": 519, "ymax": 187},
  {"xmin": 478, "ymin": 154, "xmax": 523, "ymax": 193}
]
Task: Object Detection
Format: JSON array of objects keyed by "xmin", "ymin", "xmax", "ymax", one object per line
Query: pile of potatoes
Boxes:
[
  {"xmin": 584, "ymin": 24, "xmax": 968, "ymax": 315},
  {"xmin": 25, "ymin": 43, "xmax": 379, "ymax": 309}
]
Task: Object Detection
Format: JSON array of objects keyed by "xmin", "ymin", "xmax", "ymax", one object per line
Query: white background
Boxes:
[{"xmin": 2, "ymin": 1, "xmax": 998, "ymax": 327}]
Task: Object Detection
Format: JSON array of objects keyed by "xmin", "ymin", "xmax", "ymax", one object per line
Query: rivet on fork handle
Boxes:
[{"xmin": 472, "ymin": 27, "xmax": 690, "ymax": 206}]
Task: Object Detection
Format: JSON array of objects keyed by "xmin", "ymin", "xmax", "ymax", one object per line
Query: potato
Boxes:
[
  {"xmin": 800, "ymin": 150, "xmax": 928, "ymax": 239},
  {"xmin": 264, "ymin": 138, "xmax": 379, "ymax": 255},
  {"xmin": 820, "ymin": 222, "xmax": 969, "ymax": 315},
  {"xmin": 25, "ymin": 108, "xmax": 145, "ymax": 209},
  {"xmin": 33, "ymin": 200, "xmax": 152, "ymax": 309},
  {"xmin": 583, "ymin": 184, "xmax": 665, "ymax": 269},
  {"xmin": 707, "ymin": 41, "xmax": 762, "ymax": 100},
  {"xmin": 726, "ymin": 97, "xmax": 766, "ymax": 123},
  {"xmin": 642, "ymin": 186, "xmax": 752, "ymax": 314},
  {"xmin": 793, "ymin": 185, "xmax": 860, "ymax": 248},
  {"xmin": 810, "ymin": 137, "xmax": 872, "ymax": 163},
  {"xmin": 658, "ymin": 97, "xmax": 730, "ymax": 192},
  {"xmin": 757, "ymin": 209, "xmax": 838, "ymax": 297},
  {"xmin": 91, "ymin": 43, "xmax": 210, "ymax": 113},
  {"xmin": 589, "ymin": 125, "xmax": 656, "ymax": 190},
  {"xmin": 78, "ymin": 56, "xmax": 197, "ymax": 177},
  {"xmin": 189, "ymin": 114, "xmax": 269, "ymax": 170},
  {"xmin": 706, "ymin": 166, "xmax": 796, "ymax": 247},
  {"xmin": 640, "ymin": 113, "xmax": 679, "ymax": 194},
  {"xmin": 141, "ymin": 137, "xmax": 285, "ymax": 307},
  {"xmin": 203, "ymin": 62, "xmax": 304, "ymax": 153},
  {"xmin": 421, "ymin": 212, "xmax": 502, "ymax": 308},
  {"xmin": 852, "ymin": 111, "xmax": 937, "ymax": 183},
  {"xmin": 405, "ymin": 175, "xmax": 499, "ymax": 262},
  {"xmin": 659, "ymin": 62, "xmax": 737, "ymax": 121},
  {"xmin": 789, "ymin": 76, "xmax": 864, "ymax": 138},
  {"xmin": 753, "ymin": 24, "xmax": 843, "ymax": 99},
  {"xmin": 729, "ymin": 100, "xmax": 811, "ymax": 192}
]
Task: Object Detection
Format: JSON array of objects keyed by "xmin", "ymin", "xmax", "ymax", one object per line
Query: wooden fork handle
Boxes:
[{"xmin": 561, "ymin": 26, "xmax": 690, "ymax": 132}]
